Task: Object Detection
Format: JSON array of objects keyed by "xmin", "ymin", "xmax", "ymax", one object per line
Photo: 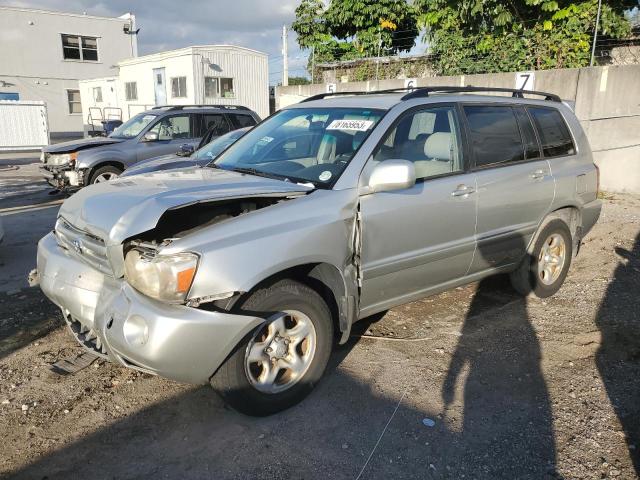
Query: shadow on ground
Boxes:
[
  {"xmin": 9, "ymin": 270, "xmax": 563, "ymax": 479},
  {"xmin": 596, "ymin": 232, "xmax": 640, "ymax": 475}
]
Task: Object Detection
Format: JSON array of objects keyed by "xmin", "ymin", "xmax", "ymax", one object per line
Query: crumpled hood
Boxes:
[
  {"xmin": 43, "ymin": 137, "xmax": 124, "ymax": 154},
  {"xmin": 122, "ymin": 154, "xmax": 206, "ymax": 177},
  {"xmin": 58, "ymin": 167, "xmax": 312, "ymax": 245}
]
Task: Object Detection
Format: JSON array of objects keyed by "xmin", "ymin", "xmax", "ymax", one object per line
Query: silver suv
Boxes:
[{"xmin": 34, "ymin": 87, "xmax": 601, "ymax": 416}]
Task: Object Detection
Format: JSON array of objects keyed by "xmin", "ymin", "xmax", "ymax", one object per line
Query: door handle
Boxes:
[
  {"xmin": 451, "ymin": 184, "xmax": 475, "ymax": 197},
  {"xmin": 530, "ymin": 169, "xmax": 546, "ymax": 180}
]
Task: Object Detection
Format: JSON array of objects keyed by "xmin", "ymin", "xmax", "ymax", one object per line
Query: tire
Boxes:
[
  {"xmin": 510, "ymin": 219, "xmax": 573, "ymax": 298},
  {"xmin": 211, "ymin": 279, "xmax": 334, "ymax": 416},
  {"xmin": 89, "ymin": 165, "xmax": 122, "ymax": 184}
]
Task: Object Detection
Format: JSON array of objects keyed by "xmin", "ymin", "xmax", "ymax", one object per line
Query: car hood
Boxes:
[
  {"xmin": 58, "ymin": 167, "xmax": 312, "ymax": 245},
  {"xmin": 122, "ymin": 154, "xmax": 207, "ymax": 177},
  {"xmin": 43, "ymin": 137, "xmax": 125, "ymax": 154}
]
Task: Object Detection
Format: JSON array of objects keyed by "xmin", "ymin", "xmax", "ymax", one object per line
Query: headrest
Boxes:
[{"xmin": 424, "ymin": 132, "xmax": 452, "ymax": 161}]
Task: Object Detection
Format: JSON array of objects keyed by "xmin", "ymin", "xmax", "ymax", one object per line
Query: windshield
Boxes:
[
  {"xmin": 194, "ymin": 128, "xmax": 249, "ymax": 161},
  {"xmin": 214, "ymin": 107, "xmax": 384, "ymax": 187},
  {"xmin": 110, "ymin": 113, "xmax": 157, "ymax": 139}
]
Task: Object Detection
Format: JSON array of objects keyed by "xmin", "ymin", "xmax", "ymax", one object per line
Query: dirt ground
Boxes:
[{"xmin": 0, "ymin": 178, "xmax": 639, "ymax": 478}]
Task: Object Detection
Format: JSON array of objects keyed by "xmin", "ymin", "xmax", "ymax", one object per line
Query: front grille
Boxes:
[
  {"xmin": 55, "ymin": 217, "xmax": 112, "ymax": 275},
  {"xmin": 65, "ymin": 315, "xmax": 109, "ymax": 359}
]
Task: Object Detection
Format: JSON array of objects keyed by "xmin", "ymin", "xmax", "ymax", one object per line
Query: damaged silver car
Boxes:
[{"xmin": 33, "ymin": 86, "xmax": 601, "ymax": 415}]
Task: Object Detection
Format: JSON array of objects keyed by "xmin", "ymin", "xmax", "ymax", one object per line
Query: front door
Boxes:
[
  {"xmin": 462, "ymin": 104, "xmax": 555, "ymax": 272},
  {"xmin": 359, "ymin": 104, "xmax": 477, "ymax": 316},
  {"xmin": 153, "ymin": 68, "xmax": 167, "ymax": 106},
  {"xmin": 136, "ymin": 114, "xmax": 197, "ymax": 161}
]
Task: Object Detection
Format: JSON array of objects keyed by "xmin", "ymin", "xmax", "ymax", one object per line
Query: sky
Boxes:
[{"xmin": 5, "ymin": 0, "xmax": 312, "ymax": 85}]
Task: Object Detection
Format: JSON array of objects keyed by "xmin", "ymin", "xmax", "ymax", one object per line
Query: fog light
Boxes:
[{"xmin": 123, "ymin": 315, "xmax": 149, "ymax": 346}]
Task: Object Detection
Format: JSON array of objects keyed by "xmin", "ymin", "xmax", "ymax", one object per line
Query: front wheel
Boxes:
[
  {"xmin": 89, "ymin": 165, "xmax": 122, "ymax": 184},
  {"xmin": 211, "ymin": 279, "xmax": 334, "ymax": 416},
  {"xmin": 510, "ymin": 219, "xmax": 573, "ymax": 298}
]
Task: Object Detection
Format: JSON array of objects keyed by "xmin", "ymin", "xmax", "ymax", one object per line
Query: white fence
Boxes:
[{"xmin": 0, "ymin": 101, "xmax": 50, "ymax": 151}]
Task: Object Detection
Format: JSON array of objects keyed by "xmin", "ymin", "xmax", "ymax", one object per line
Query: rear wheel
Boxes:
[
  {"xmin": 510, "ymin": 219, "xmax": 573, "ymax": 298},
  {"xmin": 211, "ymin": 279, "xmax": 334, "ymax": 416},
  {"xmin": 89, "ymin": 165, "xmax": 122, "ymax": 184}
]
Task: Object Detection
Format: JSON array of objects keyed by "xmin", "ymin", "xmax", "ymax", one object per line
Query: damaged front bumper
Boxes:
[
  {"xmin": 36, "ymin": 232, "xmax": 263, "ymax": 384},
  {"xmin": 40, "ymin": 164, "xmax": 83, "ymax": 190}
]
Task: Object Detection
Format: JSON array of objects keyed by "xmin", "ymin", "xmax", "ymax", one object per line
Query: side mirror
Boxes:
[
  {"xmin": 142, "ymin": 131, "xmax": 159, "ymax": 142},
  {"xmin": 367, "ymin": 159, "xmax": 416, "ymax": 193},
  {"xmin": 177, "ymin": 144, "xmax": 195, "ymax": 157}
]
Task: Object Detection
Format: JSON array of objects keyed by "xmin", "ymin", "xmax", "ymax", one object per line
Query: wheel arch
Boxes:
[
  {"xmin": 223, "ymin": 262, "xmax": 355, "ymax": 345},
  {"xmin": 531, "ymin": 205, "xmax": 582, "ymax": 256},
  {"xmin": 85, "ymin": 160, "xmax": 125, "ymax": 185}
]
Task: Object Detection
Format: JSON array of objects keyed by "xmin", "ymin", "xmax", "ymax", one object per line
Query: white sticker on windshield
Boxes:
[
  {"xmin": 319, "ymin": 170, "xmax": 332, "ymax": 181},
  {"xmin": 326, "ymin": 119, "xmax": 374, "ymax": 131},
  {"xmin": 258, "ymin": 136, "xmax": 274, "ymax": 144}
]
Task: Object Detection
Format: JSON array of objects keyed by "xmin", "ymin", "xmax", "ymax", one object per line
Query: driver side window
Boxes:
[
  {"xmin": 149, "ymin": 115, "xmax": 191, "ymax": 141},
  {"xmin": 373, "ymin": 106, "xmax": 463, "ymax": 180}
]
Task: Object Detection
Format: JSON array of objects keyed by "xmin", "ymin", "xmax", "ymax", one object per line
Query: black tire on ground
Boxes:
[
  {"xmin": 89, "ymin": 165, "xmax": 122, "ymax": 184},
  {"xmin": 510, "ymin": 219, "xmax": 573, "ymax": 298},
  {"xmin": 211, "ymin": 279, "xmax": 334, "ymax": 416}
]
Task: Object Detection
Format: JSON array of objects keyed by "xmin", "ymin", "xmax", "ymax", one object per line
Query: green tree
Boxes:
[
  {"xmin": 415, "ymin": 0, "xmax": 632, "ymax": 74},
  {"xmin": 292, "ymin": 0, "xmax": 419, "ymax": 74}
]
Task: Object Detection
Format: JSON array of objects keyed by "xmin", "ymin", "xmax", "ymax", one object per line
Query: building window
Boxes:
[
  {"xmin": 93, "ymin": 87, "xmax": 103, "ymax": 103},
  {"xmin": 204, "ymin": 77, "xmax": 235, "ymax": 98},
  {"xmin": 204, "ymin": 77, "xmax": 219, "ymax": 98},
  {"xmin": 67, "ymin": 89, "xmax": 81, "ymax": 114},
  {"xmin": 220, "ymin": 78, "xmax": 234, "ymax": 98},
  {"xmin": 61, "ymin": 34, "xmax": 98, "ymax": 62},
  {"xmin": 171, "ymin": 77, "xmax": 187, "ymax": 98},
  {"xmin": 125, "ymin": 82, "xmax": 138, "ymax": 101}
]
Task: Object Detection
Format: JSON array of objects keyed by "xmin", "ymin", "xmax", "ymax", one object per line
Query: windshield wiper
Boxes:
[{"xmin": 228, "ymin": 167, "xmax": 289, "ymax": 181}]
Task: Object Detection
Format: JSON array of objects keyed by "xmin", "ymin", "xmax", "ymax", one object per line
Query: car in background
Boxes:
[
  {"xmin": 40, "ymin": 105, "xmax": 260, "ymax": 190},
  {"xmin": 121, "ymin": 127, "xmax": 250, "ymax": 177}
]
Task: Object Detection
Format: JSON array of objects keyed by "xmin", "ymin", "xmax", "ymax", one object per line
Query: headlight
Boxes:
[
  {"xmin": 47, "ymin": 152, "xmax": 77, "ymax": 166},
  {"xmin": 124, "ymin": 249, "xmax": 199, "ymax": 303}
]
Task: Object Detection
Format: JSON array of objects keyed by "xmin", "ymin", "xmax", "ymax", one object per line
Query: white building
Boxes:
[
  {"xmin": 79, "ymin": 45, "xmax": 269, "ymax": 131},
  {"xmin": 0, "ymin": 6, "xmax": 137, "ymax": 138}
]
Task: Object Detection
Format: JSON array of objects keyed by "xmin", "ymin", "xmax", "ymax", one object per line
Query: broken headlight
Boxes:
[
  {"xmin": 47, "ymin": 152, "xmax": 77, "ymax": 166},
  {"xmin": 124, "ymin": 249, "xmax": 199, "ymax": 303}
]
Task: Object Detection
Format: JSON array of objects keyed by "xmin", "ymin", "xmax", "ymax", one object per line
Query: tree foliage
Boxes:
[
  {"xmin": 292, "ymin": 0, "xmax": 419, "ymax": 68},
  {"xmin": 292, "ymin": 0, "xmax": 633, "ymax": 78},
  {"xmin": 415, "ymin": 0, "xmax": 632, "ymax": 74}
]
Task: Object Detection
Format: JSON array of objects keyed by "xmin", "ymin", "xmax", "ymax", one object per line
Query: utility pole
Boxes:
[
  {"xmin": 311, "ymin": 45, "xmax": 315, "ymax": 84},
  {"xmin": 282, "ymin": 24, "xmax": 289, "ymax": 86},
  {"xmin": 590, "ymin": 0, "xmax": 603, "ymax": 67}
]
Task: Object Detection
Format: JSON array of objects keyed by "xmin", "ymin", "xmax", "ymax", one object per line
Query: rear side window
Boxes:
[
  {"xmin": 463, "ymin": 105, "xmax": 524, "ymax": 167},
  {"xmin": 528, "ymin": 107, "xmax": 575, "ymax": 157},
  {"xmin": 229, "ymin": 114, "xmax": 257, "ymax": 129},
  {"xmin": 198, "ymin": 114, "xmax": 230, "ymax": 137}
]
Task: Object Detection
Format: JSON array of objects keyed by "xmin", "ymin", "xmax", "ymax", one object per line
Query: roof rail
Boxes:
[
  {"xmin": 299, "ymin": 86, "xmax": 561, "ymax": 103},
  {"xmin": 151, "ymin": 104, "xmax": 251, "ymax": 111},
  {"xmin": 401, "ymin": 86, "xmax": 561, "ymax": 102},
  {"xmin": 299, "ymin": 87, "xmax": 411, "ymax": 103}
]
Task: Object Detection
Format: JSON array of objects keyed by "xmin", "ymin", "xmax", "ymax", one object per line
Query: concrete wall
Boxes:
[
  {"xmin": 275, "ymin": 65, "xmax": 640, "ymax": 193},
  {"xmin": 0, "ymin": 6, "xmax": 136, "ymax": 137}
]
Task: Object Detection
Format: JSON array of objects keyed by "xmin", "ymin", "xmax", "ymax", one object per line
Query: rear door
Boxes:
[
  {"xmin": 136, "ymin": 113, "xmax": 196, "ymax": 160},
  {"xmin": 463, "ymin": 104, "xmax": 554, "ymax": 273},
  {"xmin": 359, "ymin": 104, "xmax": 478, "ymax": 315}
]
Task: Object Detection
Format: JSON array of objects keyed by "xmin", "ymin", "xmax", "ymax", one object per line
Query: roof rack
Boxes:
[
  {"xmin": 401, "ymin": 86, "xmax": 561, "ymax": 102},
  {"xmin": 300, "ymin": 87, "xmax": 412, "ymax": 103},
  {"xmin": 151, "ymin": 104, "xmax": 251, "ymax": 111},
  {"xmin": 300, "ymin": 86, "xmax": 560, "ymax": 103}
]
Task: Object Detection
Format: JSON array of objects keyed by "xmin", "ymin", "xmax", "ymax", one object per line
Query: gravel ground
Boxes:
[{"xmin": 0, "ymin": 178, "xmax": 638, "ymax": 478}]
